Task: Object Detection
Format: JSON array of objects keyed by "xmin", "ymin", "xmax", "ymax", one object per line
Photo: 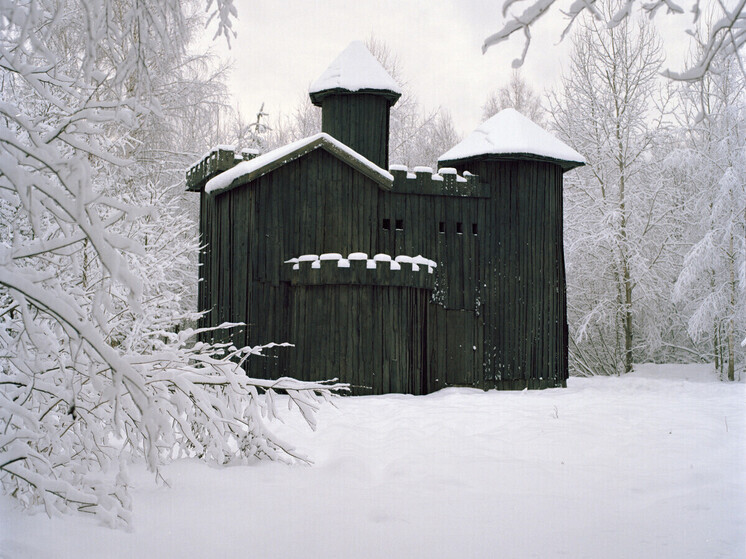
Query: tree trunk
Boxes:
[
  {"xmin": 727, "ymin": 232, "xmax": 736, "ymax": 381},
  {"xmin": 618, "ymin": 148, "xmax": 633, "ymax": 374},
  {"xmin": 624, "ymin": 274, "xmax": 633, "ymax": 374}
]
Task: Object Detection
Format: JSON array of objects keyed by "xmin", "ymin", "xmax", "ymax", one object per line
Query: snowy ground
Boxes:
[{"xmin": 2, "ymin": 364, "xmax": 744, "ymax": 559}]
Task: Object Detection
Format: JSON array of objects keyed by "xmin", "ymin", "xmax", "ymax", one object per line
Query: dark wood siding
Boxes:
[
  {"xmin": 374, "ymin": 180, "xmax": 487, "ymax": 390},
  {"xmin": 451, "ymin": 158, "xmax": 568, "ymax": 389},
  {"xmin": 194, "ymin": 146, "xmax": 568, "ymax": 394},
  {"xmin": 320, "ymin": 94, "xmax": 391, "ymax": 169},
  {"xmin": 248, "ymin": 267, "xmax": 432, "ymax": 395}
]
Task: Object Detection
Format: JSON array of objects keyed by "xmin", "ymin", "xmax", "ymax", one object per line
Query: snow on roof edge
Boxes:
[
  {"xmin": 438, "ymin": 109, "xmax": 585, "ymax": 170},
  {"xmin": 309, "ymin": 41, "xmax": 402, "ymax": 97},
  {"xmin": 438, "ymin": 151, "xmax": 586, "ymax": 173},
  {"xmin": 205, "ymin": 133, "xmax": 393, "ymax": 195}
]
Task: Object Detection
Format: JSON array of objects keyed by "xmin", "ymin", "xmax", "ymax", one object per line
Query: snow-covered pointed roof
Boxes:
[
  {"xmin": 205, "ymin": 133, "xmax": 394, "ymax": 195},
  {"xmin": 438, "ymin": 108, "xmax": 585, "ymax": 172},
  {"xmin": 309, "ymin": 41, "xmax": 402, "ymax": 106}
]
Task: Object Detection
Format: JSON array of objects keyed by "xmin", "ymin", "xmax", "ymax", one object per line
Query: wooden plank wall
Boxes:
[
  {"xmin": 379, "ymin": 173, "xmax": 488, "ymax": 391},
  {"xmin": 320, "ymin": 94, "xmax": 391, "ymax": 169},
  {"xmin": 452, "ymin": 159, "xmax": 568, "ymax": 389},
  {"xmin": 196, "ymin": 149, "xmax": 567, "ymax": 394},
  {"xmin": 200, "ymin": 151, "xmax": 491, "ymax": 392},
  {"xmin": 197, "ymin": 189, "xmax": 209, "ymax": 331},
  {"xmin": 229, "ymin": 149, "xmax": 389, "ymax": 384},
  {"xmin": 198, "ymin": 187, "xmax": 242, "ymax": 345},
  {"xmin": 255, "ymin": 281, "xmax": 430, "ymax": 395}
]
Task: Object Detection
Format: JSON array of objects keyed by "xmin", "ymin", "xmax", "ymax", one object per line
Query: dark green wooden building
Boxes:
[{"xmin": 186, "ymin": 41, "xmax": 584, "ymax": 394}]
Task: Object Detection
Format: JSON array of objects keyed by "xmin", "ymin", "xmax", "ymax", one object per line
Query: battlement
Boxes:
[
  {"xmin": 186, "ymin": 146, "xmax": 260, "ymax": 192},
  {"xmin": 283, "ymin": 252, "xmax": 436, "ymax": 289},
  {"xmin": 389, "ymin": 165, "xmax": 489, "ymax": 198}
]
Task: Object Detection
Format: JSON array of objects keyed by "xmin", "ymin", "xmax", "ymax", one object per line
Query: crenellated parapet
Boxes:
[
  {"xmin": 186, "ymin": 146, "xmax": 260, "ymax": 192},
  {"xmin": 389, "ymin": 165, "xmax": 489, "ymax": 197},
  {"xmin": 283, "ymin": 252, "xmax": 436, "ymax": 289}
]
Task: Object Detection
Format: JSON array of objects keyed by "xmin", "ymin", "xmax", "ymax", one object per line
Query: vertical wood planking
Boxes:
[
  {"xmin": 194, "ymin": 132, "xmax": 569, "ymax": 393},
  {"xmin": 450, "ymin": 158, "xmax": 569, "ymax": 389}
]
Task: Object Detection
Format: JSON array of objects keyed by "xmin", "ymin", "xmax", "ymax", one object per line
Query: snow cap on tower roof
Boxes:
[
  {"xmin": 438, "ymin": 108, "xmax": 585, "ymax": 172},
  {"xmin": 309, "ymin": 41, "xmax": 402, "ymax": 106}
]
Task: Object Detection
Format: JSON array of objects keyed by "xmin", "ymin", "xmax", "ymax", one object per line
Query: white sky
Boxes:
[{"xmin": 200, "ymin": 0, "xmax": 698, "ymax": 138}]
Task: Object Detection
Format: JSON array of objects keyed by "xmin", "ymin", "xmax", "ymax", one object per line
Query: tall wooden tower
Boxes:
[
  {"xmin": 309, "ymin": 41, "xmax": 401, "ymax": 169},
  {"xmin": 439, "ymin": 109, "xmax": 584, "ymax": 388}
]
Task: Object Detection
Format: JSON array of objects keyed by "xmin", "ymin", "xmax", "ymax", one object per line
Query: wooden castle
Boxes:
[{"xmin": 186, "ymin": 41, "xmax": 585, "ymax": 394}]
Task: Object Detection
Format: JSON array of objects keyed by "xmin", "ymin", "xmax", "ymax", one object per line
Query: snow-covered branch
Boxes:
[
  {"xmin": 485, "ymin": 0, "xmax": 745, "ymax": 80},
  {"xmin": 0, "ymin": 0, "xmax": 346, "ymax": 528}
]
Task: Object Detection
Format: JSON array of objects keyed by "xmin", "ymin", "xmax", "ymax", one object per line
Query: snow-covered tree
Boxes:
[
  {"xmin": 367, "ymin": 37, "xmax": 461, "ymax": 169},
  {"xmin": 268, "ymin": 94, "xmax": 322, "ymax": 149},
  {"xmin": 102, "ymin": 10, "xmax": 238, "ymax": 347},
  {"xmin": 673, "ymin": 53, "xmax": 746, "ymax": 381},
  {"xmin": 551, "ymin": 4, "xmax": 676, "ymax": 375},
  {"xmin": 483, "ymin": 0, "xmax": 745, "ymax": 82},
  {"xmin": 228, "ymin": 102, "xmax": 273, "ymax": 153},
  {"xmin": 482, "ymin": 70, "xmax": 545, "ymax": 124},
  {"xmin": 0, "ymin": 0, "xmax": 342, "ymax": 527}
]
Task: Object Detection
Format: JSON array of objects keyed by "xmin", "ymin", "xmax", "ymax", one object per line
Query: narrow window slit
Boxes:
[
  {"xmin": 382, "ymin": 218, "xmax": 390, "ymax": 230},
  {"xmin": 438, "ymin": 221, "xmax": 445, "ymax": 234},
  {"xmin": 472, "ymin": 223, "xmax": 478, "ymax": 236},
  {"xmin": 456, "ymin": 222, "xmax": 463, "ymax": 234},
  {"xmin": 395, "ymin": 219, "xmax": 404, "ymax": 231}
]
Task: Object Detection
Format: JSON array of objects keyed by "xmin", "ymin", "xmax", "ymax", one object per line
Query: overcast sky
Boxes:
[{"xmin": 199, "ymin": 0, "xmax": 698, "ymax": 138}]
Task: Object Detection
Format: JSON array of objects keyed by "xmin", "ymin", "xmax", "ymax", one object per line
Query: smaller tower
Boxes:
[
  {"xmin": 439, "ymin": 109, "xmax": 585, "ymax": 388},
  {"xmin": 309, "ymin": 41, "xmax": 401, "ymax": 169}
]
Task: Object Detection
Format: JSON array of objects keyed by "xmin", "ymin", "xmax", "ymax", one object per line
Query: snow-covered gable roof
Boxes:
[
  {"xmin": 205, "ymin": 133, "xmax": 394, "ymax": 195},
  {"xmin": 309, "ymin": 41, "xmax": 402, "ymax": 106},
  {"xmin": 438, "ymin": 108, "xmax": 585, "ymax": 172}
]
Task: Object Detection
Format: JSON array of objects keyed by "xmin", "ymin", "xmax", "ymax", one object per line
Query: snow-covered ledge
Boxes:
[{"xmin": 285, "ymin": 252, "xmax": 436, "ymax": 274}]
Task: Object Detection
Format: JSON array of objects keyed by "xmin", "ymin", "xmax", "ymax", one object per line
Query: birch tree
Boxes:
[
  {"xmin": 482, "ymin": 70, "xmax": 545, "ymax": 124},
  {"xmin": 551, "ymin": 4, "xmax": 674, "ymax": 375}
]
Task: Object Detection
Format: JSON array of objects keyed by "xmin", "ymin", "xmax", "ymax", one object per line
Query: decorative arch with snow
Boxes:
[{"xmin": 187, "ymin": 41, "xmax": 585, "ymax": 394}]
